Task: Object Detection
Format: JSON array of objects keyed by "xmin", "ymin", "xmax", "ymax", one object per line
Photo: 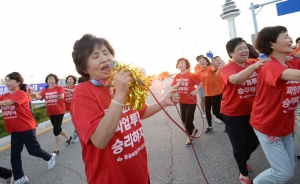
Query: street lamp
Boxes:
[
  {"xmin": 30, "ymin": 76, "xmax": 34, "ymax": 83},
  {"xmin": 249, "ymin": 0, "xmax": 283, "ymax": 37},
  {"xmin": 179, "ymin": 28, "xmax": 184, "ymax": 57}
]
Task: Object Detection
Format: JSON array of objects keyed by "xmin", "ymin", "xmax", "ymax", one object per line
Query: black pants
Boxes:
[
  {"xmin": 49, "ymin": 114, "xmax": 64, "ymax": 136},
  {"xmin": 11, "ymin": 129, "xmax": 51, "ymax": 180},
  {"xmin": 222, "ymin": 114, "xmax": 259, "ymax": 176},
  {"xmin": 0, "ymin": 166, "xmax": 12, "ymax": 179},
  {"xmin": 205, "ymin": 94, "xmax": 224, "ymax": 127},
  {"xmin": 179, "ymin": 103, "xmax": 196, "ymax": 135}
]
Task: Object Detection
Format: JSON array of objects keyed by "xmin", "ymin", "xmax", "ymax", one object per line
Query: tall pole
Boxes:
[
  {"xmin": 250, "ymin": 2, "xmax": 259, "ymax": 36},
  {"xmin": 249, "ymin": 0, "xmax": 283, "ymax": 38}
]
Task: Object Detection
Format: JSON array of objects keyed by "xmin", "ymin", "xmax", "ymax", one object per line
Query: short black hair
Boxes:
[
  {"xmin": 254, "ymin": 26, "xmax": 287, "ymax": 55},
  {"xmin": 296, "ymin": 37, "xmax": 300, "ymax": 43},
  {"xmin": 196, "ymin": 55, "xmax": 204, "ymax": 61},
  {"xmin": 247, "ymin": 44, "xmax": 259, "ymax": 59},
  {"xmin": 78, "ymin": 77, "xmax": 86, "ymax": 83},
  {"xmin": 5, "ymin": 72, "xmax": 24, "ymax": 84},
  {"xmin": 226, "ymin": 37, "xmax": 247, "ymax": 58}
]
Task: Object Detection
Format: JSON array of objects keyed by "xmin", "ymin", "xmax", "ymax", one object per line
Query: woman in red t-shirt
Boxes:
[
  {"xmin": 32, "ymin": 73, "xmax": 72, "ymax": 155},
  {"xmin": 221, "ymin": 38, "xmax": 267, "ymax": 183},
  {"xmin": 64, "ymin": 75, "xmax": 79, "ymax": 143},
  {"xmin": 171, "ymin": 58, "xmax": 201, "ymax": 145},
  {"xmin": 0, "ymin": 72, "xmax": 56, "ymax": 183},
  {"xmin": 250, "ymin": 26, "xmax": 300, "ymax": 183},
  {"xmin": 70, "ymin": 34, "xmax": 179, "ymax": 184},
  {"xmin": 196, "ymin": 56, "xmax": 225, "ymax": 133}
]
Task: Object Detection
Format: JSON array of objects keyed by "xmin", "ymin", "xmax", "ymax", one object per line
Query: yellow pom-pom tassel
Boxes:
[{"xmin": 109, "ymin": 60, "xmax": 152, "ymax": 110}]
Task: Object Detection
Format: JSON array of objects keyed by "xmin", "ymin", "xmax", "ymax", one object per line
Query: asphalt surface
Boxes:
[{"xmin": 0, "ymin": 78, "xmax": 300, "ymax": 184}]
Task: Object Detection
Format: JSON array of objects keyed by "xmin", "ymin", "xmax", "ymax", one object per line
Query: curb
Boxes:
[{"xmin": 0, "ymin": 113, "xmax": 72, "ymax": 151}]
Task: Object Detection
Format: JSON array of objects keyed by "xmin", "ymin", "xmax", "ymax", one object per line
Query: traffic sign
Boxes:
[{"xmin": 276, "ymin": 0, "xmax": 300, "ymax": 16}]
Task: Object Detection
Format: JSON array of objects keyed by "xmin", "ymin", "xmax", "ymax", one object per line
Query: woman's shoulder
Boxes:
[
  {"xmin": 16, "ymin": 90, "xmax": 26, "ymax": 95},
  {"xmin": 74, "ymin": 81, "xmax": 97, "ymax": 94}
]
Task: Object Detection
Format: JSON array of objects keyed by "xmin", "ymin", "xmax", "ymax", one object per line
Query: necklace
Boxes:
[
  {"xmin": 89, "ymin": 79, "xmax": 114, "ymax": 97},
  {"xmin": 89, "ymin": 79, "xmax": 111, "ymax": 87}
]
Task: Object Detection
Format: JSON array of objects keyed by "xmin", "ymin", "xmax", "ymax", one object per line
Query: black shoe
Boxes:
[
  {"xmin": 185, "ymin": 142, "xmax": 191, "ymax": 146},
  {"xmin": 53, "ymin": 150, "xmax": 59, "ymax": 155},
  {"xmin": 204, "ymin": 127, "xmax": 213, "ymax": 134},
  {"xmin": 297, "ymin": 155, "xmax": 300, "ymax": 160},
  {"xmin": 66, "ymin": 136, "xmax": 72, "ymax": 146}
]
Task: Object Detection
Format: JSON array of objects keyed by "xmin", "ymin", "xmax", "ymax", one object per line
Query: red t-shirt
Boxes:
[
  {"xmin": 0, "ymin": 90, "xmax": 36, "ymax": 133},
  {"xmin": 71, "ymin": 81, "xmax": 149, "ymax": 184},
  {"xmin": 171, "ymin": 72, "xmax": 201, "ymax": 104},
  {"xmin": 196, "ymin": 66, "xmax": 222, "ymax": 96},
  {"xmin": 221, "ymin": 60, "xmax": 257, "ymax": 116},
  {"xmin": 64, "ymin": 86, "xmax": 76, "ymax": 111},
  {"xmin": 250, "ymin": 57, "xmax": 300, "ymax": 136},
  {"xmin": 40, "ymin": 86, "xmax": 65, "ymax": 116}
]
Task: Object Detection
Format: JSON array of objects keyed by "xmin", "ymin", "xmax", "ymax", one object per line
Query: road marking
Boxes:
[{"xmin": 0, "ymin": 118, "xmax": 72, "ymax": 152}]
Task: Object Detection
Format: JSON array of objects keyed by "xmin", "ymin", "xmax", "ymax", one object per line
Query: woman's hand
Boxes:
[
  {"xmin": 172, "ymin": 78, "xmax": 183, "ymax": 89},
  {"xmin": 57, "ymin": 94, "xmax": 64, "ymax": 99},
  {"xmin": 190, "ymin": 90, "xmax": 197, "ymax": 97},
  {"xmin": 113, "ymin": 70, "xmax": 132, "ymax": 99},
  {"xmin": 162, "ymin": 89, "xmax": 180, "ymax": 106},
  {"xmin": 253, "ymin": 57, "xmax": 272, "ymax": 69},
  {"xmin": 292, "ymin": 52, "xmax": 300, "ymax": 59},
  {"xmin": 29, "ymin": 92, "xmax": 36, "ymax": 99}
]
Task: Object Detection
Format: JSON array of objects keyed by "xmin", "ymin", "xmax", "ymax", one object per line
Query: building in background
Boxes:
[{"xmin": 220, "ymin": 0, "xmax": 240, "ymax": 39}]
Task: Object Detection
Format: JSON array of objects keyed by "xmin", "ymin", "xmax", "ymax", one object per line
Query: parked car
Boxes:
[{"xmin": 158, "ymin": 71, "xmax": 169, "ymax": 80}]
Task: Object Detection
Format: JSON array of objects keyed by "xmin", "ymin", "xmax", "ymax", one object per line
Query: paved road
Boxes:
[{"xmin": 1, "ymin": 78, "xmax": 300, "ymax": 184}]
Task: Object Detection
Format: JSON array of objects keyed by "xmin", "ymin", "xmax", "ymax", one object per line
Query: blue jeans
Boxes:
[{"xmin": 253, "ymin": 129, "xmax": 295, "ymax": 184}]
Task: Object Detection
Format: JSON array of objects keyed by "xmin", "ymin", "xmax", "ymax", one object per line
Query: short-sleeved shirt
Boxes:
[
  {"xmin": 250, "ymin": 56, "xmax": 300, "ymax": 136},
  {"xmin": 64, "ymin": 85, "xmax": 76, "ymax": 111},
  {"xmin": 0, "ymin": 90, "xmax": 36, "ymax": 133},
  {"xmin": 71, "ymin": 81, "xmax": 149, "ymax": 184},
  {"xmin": 171, "ymin": 72, "xmax": 201, "ymax": 104},
  {"xmin": 194, "ymin": 64, "xmax": 201, "ymax": 73},
  {"xmin": 220, "ymin": 60, "xmax": 257, "ymax": 116},
  {"xmin": 39, "ymin": 86, "xmax": 65, "ymax": 116},
  {"xmin": 196, "ymin": 66, "xmax": 222, "ymax": 96}
]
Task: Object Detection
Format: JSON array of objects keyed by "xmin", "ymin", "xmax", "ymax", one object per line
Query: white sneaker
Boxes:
[
  {"xmin": 14, "ymin": 176, "xmax": 29, "ymax": 184},
  {"xmin": 216, "ymin": 118, "xmax": 224, "ymax": 124},
  {"xmin": 72, "ymin": 132, "xmax": 79, "ymax": 143},
  {"xmin": 202, "ymin": 112, "xmax": 206, "ymax": 118},
  {"xmin": 47, "ymin": 153, "xmax": 56, "ymax": 169}
]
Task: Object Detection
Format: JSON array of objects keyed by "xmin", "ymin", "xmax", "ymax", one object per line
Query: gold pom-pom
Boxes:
[{"xmin": 109, "ymin": 60, "xmax": 152, "ymax": 110}]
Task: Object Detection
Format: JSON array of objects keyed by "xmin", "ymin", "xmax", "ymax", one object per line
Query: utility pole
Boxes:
[{"xmin": 249, "ymin": 0, "xmax": 283, "ymax": 37}]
